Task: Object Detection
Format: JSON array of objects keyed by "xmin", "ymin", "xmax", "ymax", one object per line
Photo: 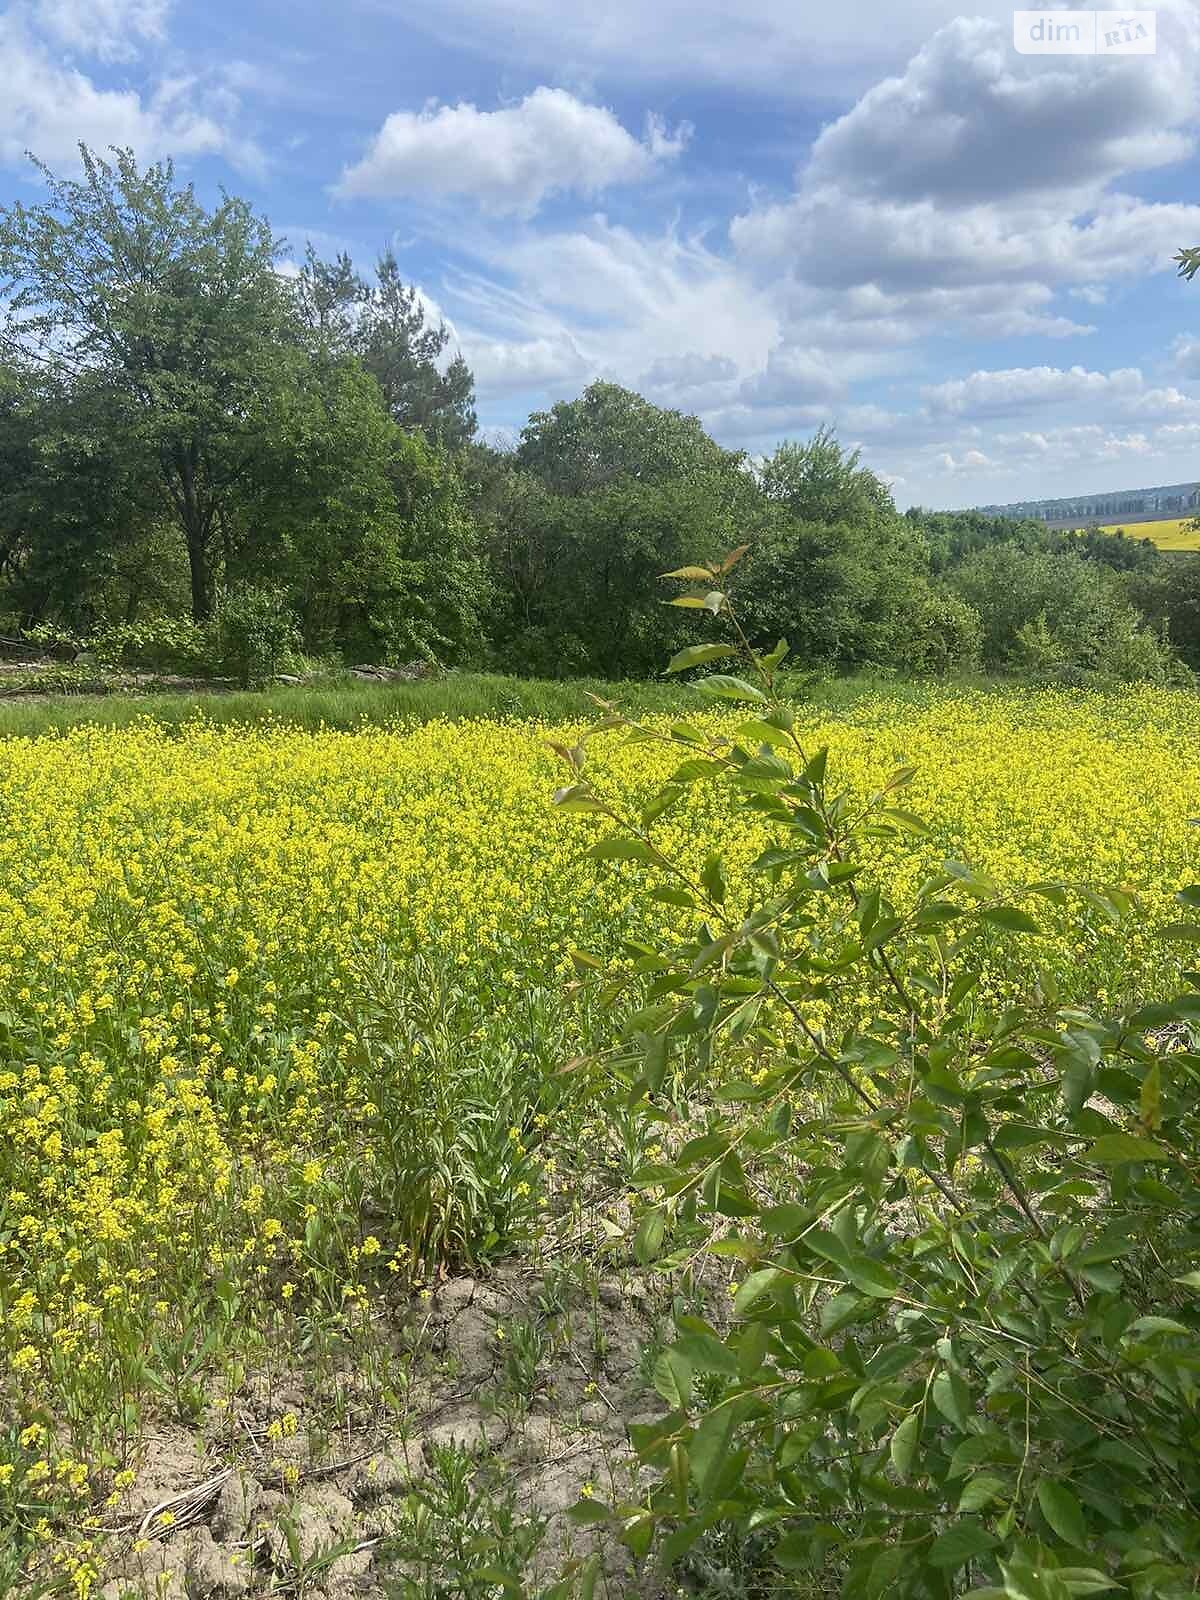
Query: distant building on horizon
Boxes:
[{"xmin": 972, "ymin": 480, "xmax": 1200, "ymax": 529}]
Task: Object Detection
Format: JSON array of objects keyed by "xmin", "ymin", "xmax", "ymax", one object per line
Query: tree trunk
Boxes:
[{"xmin": 186, "ymin": 527, "xmax": 210, "ymax": 622}]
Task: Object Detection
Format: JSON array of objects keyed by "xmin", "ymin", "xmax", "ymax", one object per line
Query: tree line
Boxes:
[{"xmin": 0, "ymin": 145, "xmax": 1196, "ymax": 686}]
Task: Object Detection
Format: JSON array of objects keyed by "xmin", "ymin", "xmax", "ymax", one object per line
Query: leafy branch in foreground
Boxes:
[{"xmin": 553, "ymin": 550, "xmax": 1200, "ymax": 1598}]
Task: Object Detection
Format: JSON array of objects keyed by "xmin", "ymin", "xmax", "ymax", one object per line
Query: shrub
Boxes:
[
  {"xmin": 88, "ymin": 615, "xmax": 205, "ymax": 673},
  {"xmin": 950, "ymin": 543, "xmax": 1172, "ymax": 681},
  {"xmin": 554, "ymin": 550, "xmax": 1200, "ymax": 1597},
  {"xmin": 207, "ymin": 584, "xmax": 301, "ymax": 687}
]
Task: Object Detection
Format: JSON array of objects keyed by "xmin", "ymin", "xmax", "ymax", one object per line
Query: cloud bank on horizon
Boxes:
[{"xmin": 0, "ymin": 0, "xmax": 1198, "ymax": 508}]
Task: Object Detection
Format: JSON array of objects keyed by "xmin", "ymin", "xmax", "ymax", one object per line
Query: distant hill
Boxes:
[{"xmin": 973, "ymin": 481, "xmax": 1200, "ymax": 529}]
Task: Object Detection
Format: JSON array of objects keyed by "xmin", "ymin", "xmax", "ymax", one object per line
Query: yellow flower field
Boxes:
[
  {"xmin": 1099, "ymin": 515, "xmax": 1200, "ymax": 551},
  {"xmin": 2, "ymin": 684, "xmax": 1200, "ymax": 1582}
]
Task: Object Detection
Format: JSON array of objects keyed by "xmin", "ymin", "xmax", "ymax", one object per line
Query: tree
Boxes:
[
  {"xmin": 736, "ymin": 508, "xmax": 972, "ymax": 673},
  {"xmin": 0, "ymin": 359, "xmax": 175, "ymax": 629},
  {"xmin": 0, "ymin": 146, "xmax": 296, "ymax": 621},
  {"xmin": 516, "ymin": 382, "xmax": 746, "ymax": 496},
  {"xmin": 361, "ymin": 252, "xmax": 476, "ymax": 448},
  {"xmin": 235, "ymin": 349, "xmax": 487, "ymax": 664},
  {"xmin": 297, "ymin": 246, "xmax": 478, "ymax": 448},
  {"xmin": 488, "ymin": 475, "xmax": 753, "ymax": 678},
  {"xmin": 760, "ymin": 426, "xmax": 896, "ymax": 528},
  {"xmin": 949, "ymin": 542, "xmax": 1170, "ymax": 681}
]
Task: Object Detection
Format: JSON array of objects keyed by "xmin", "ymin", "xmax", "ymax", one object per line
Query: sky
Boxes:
[{"xmin": 1, "ymin": 0, "xmax": 1199, "ymax": 508}]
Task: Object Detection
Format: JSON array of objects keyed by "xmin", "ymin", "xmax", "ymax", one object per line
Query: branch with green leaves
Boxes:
[{"xmin": 551, "ymin": 548, "xmax": 1200, "ymax": 1596}]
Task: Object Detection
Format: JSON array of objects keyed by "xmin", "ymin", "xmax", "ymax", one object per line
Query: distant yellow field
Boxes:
[{"xmin": 1098, "ymin": 515, "xmax": 1200, "ymax": 550}]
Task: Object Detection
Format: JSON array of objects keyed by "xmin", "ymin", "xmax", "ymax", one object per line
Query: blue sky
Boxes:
[{"xmin": 1, "ymin": 0, "xmax": 1199, "ymax": 508}]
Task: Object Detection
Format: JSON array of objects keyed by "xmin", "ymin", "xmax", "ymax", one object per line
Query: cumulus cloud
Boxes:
[
  {"xmin": 337, "ymin": 88, "xmax": 690, "ymax": 217},
  {"xmin": 1171, "ymin": 335, "xmax": 1200, "ymax": 378},
  {"xmin": 805, "ymin": 15, "xmax": 1195, "ymax": 206},
  {"xmin": 922, "ymin": 365, "xmax": 1190, "ymax": 421},
  {"xmin": 0, "ymin": 9, "xmax": 260, "ymax": 174},
  {"xmin": 731, "ymin": 3, "xmax": 1200, "ymax": 338}
]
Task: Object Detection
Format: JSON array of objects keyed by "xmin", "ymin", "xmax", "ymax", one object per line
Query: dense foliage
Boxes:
[
  {"xmin": 555, "ymin": 560, "xmax": 1200, "ymax": 1597},
  {"xmin": 0, "ymin": 144, "xmax": 1194, "ymax": 686}
]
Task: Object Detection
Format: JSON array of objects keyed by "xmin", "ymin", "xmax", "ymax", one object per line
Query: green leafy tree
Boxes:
[
  {"xmin": 0, "ymin": 146, "xmax": 298, "ymax": 621},
  {"xmin": 297, "ymin": 245, "xmax": 477, "ymax": 448},
  {"xmin": 489, "ymin": 474, "xmax": 758, "ymax": 679},
  {"xmin": 736, "ymin": 510, "xmax": 970, "ymax": 674},
  {"xmin": 760, "ymin": 425, "xmax": 897, "ymax": 529},
  {"xmin": 950, "ymin": 543, "xmax": 1171, "ymax": 681},
  {"xmin": 0, "ymin": 362, "xmax": 174, "ymax": 629},
  {"xmin": 516, "ymin": 381, "xmax": 746, "ymax": 496},
  {"xmin": 234, "ymin": 350, "xmax": 487, "ymax": 663},
  {"xmin": 361, "ymin": 250, "xmax": 476, "ymax": 448}
]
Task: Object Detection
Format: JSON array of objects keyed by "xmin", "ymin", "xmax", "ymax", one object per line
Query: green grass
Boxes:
[
  {"xmin": 0, "ymin": 670, "xmax": 694, "ymax": 739},
  {"xmin": 0, "ymin": 666, "xmax": 1001, "ymax": 740}
]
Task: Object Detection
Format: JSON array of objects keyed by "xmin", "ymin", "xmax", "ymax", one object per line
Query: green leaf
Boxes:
[
  {"xmin": 737, "ymin": 1320, "xmax": 769, "ymax": 1377},
  {"xmin": 690, "ymin": 1405, "xmax": 735, "ymax": 1496},
  {"xmin": 889, "ymin": 1411, "xmax": 920, "ymax": 1479},
  {"xmin": 674, "ymin": 1332, "xmax": 739, "ymax": 1377},
  {"xmin": 634, "ymin": 1208, "xmax": 666, "ymax": 1265},
  {"xmin": 1037, "ymin": 1479, "xmax": 1088, "ymax": 1548},
  {"xmin": 733, "ymin": 1267, "xmax": 785, "ymax": 1314},
  {"xmin": 877, "ymin": 808, "xmax": 931, "ymax": 836},
  {"xmin": 1085, "ymin": 1133, "xmax": 1175, "ymax": 1166},
  {"xmin": 564, "ymin": 1500, "xmax": 612, "ymax": 1526},
  {"xmin": 695, "ymin": 674, "xmax": 767, "ymax": 704},
  {"xmin": 931, "ymin": 1371, "xmax": 971, "ymax": 1432},
  {"xmin": 661, "ymin": 564, "xmax": 717, "ymax": 581},
  {"xmin": 700, "ymin": 853, "xmax": 727, "ymax": 904},
  {"xmin": 652, "ymin": 1349, "xmax": 692, "ymax": 1409},
  {"xmin": 665, "ymin": 642, "xmax": 738, "ymax": 673},
  {"xmin": 846, "ymin": 1257, "xmax": 900, "ymax": 1300},
  {"xmin": 1124, "ymin": 1314, "xmax": 1190, "ymax": 1337},
  {"xmin": 958, "ymin": 1474, "xmax": 1006, "ymax": 1513},
  {"xmin": 979, "ymin": 906, "xmax": 1042, "ymax": 935},
  {"xmin": 586, "ymin": 837, "xmax": 657, "ymax": 864},
  {"xmin": 928, "ymin": 1522, "xmax": 999, "ymax": 1569}
]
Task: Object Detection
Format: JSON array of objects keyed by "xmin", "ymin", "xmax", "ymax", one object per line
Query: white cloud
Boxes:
[
  {"xmin": 937, "ymin": 448, "xmax": 998, "ymax": 475},
  {"xmin": 0, "ymin": 11, "xmax": 260, "ymax": 174},
  {"xmin": 395, "ymin": 0, "xmax": 1020, "ymax": 99},
  {"xmin": 337, "ymin": 88, "xmax": 689, "ymax": 217},
  {"xmin": 731, "ymin": 4, "xmax": 1200, "ymax": 339},
  {"xmin": 448, "ymin": 215, "xmax": 778, "ymax": 403},
  {"xmin": 922, "ymin": 365, "xmax": 1190, "ymax": 421},
  {"xmin": 805, "ymin": 14, "xmax": 1195, "ymax": 206},
  {"xmin": 1171, "ymin": 334, "xmax": 1200, "ymax": 378},
  {"xmin": 34, "ymin": 0, "xmax": 168, "ymax": 61}
]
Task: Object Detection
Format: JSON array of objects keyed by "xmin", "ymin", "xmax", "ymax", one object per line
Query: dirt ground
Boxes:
[{"xmin": 89, "ymin": 1264, "xmax": 679, "ymax": 1599}]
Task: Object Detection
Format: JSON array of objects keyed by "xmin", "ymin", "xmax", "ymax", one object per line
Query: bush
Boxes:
[
  {"xmin": 552, "ymin": 550, "xmax": 1200, "ymax": 1597},
  {"xmin": 952, "ymin": 543, "xmax": 1174, "ymax": 682},
  {"xmin": 206, "ymin": 585, "xmax": 301, "ymax": 687},
  {"xmin": 89, "ymin": 616, "xmax": 205, "ymax": 673}
]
